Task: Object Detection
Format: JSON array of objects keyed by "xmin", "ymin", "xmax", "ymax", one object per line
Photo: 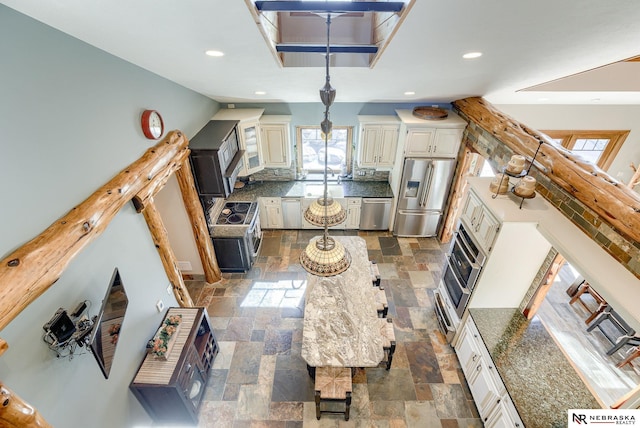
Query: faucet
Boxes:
[{"xmin": 326, "ymin": 167, "xmax": 335, "ymax": 177}]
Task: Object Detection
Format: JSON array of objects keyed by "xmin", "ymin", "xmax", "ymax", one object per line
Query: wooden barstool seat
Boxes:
[
  {"xmin": 378, "ymin": 317, "xmax": 396, "ymax": 370},
  {"xmin": 375, "ymin": 287, "xmax": 389, "ymax": 318},
  {"xmin": 370, "ymin": 261, "xmax": 381, "ymax": 287},
  {"xmin": 314, "ymin": 367, "xmax": 352, "ymax": 421},
  {"xmin": 569, "ymin": 282, "xmax": 607, "ymax": 324}
]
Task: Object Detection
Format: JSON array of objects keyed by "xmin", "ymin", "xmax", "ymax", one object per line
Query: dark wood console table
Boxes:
[{"xmin": 130, "ymin": 307, "xmax": 218, "ymax": 424}]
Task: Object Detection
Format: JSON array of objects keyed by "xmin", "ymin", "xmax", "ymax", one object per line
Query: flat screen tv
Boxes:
[{"xmin": 89, "ymin": 267, "xmax": 128, "ymax": 379}]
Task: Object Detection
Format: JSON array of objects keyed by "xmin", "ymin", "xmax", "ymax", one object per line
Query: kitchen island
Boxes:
[{"xmin": 469, "ymin": 308, "xmax": 600, "ymax": 427}]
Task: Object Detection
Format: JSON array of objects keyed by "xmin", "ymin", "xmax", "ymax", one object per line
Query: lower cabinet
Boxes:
[
  {"xmin": 259, "ymin": 197, "xmax": 283, "ymax": 229},
  {"xmin": 130, "ymin": 307, "xmax": 218, "ymax": 425},
  {"xmin": 455, "ymin": 317, "xmax": 523, "ymax": 427},
  {"xmin": 346, "ymin": 198, "xmax": 361, "ymax": 229}
]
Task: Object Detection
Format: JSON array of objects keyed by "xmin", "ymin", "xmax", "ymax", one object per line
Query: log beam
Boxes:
[
  {"xmin": 453, "ymin": 97, "xmax": 640, "ymax": 243},
  {"xmin": 0, "ymin": 383, "xmax": 52, "ymax": 428},
  {"xmin": 0, "ymin": 131, "xmax": 189, "ymax": 334},
  {"xmin": 142, "ymin": 200, "xmax": 194, "ymax": 308},
  {"xmin": 132, "ymin": 149, "xmax": 190, "ymax": 212},
  {"xmin": 175, "ymin": 158, "xmax": 221, "ymax": 284}
]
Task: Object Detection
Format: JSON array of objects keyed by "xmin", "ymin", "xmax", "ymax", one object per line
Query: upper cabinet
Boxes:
[
  {"xmin": 395, "ymin": 109, "xmax": 467, "ymax": 159},
  {"xmin": 357, "ymin": 116, "xmax": 400, "ymax": 169},
  {"xmin": 212, "ymin": 108, "xmax": 265, "ymax": 176},
  {"xmin": 260, "ymin": 115, "xmax": 292, "ymax": 168}
]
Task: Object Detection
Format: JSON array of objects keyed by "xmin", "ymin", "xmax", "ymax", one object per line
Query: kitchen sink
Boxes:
[{"xmin": 303, "ymin": 183, "xmax": 344, "ymax": 198}]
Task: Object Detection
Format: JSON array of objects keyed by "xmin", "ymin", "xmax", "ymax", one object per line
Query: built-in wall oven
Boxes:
[{"xmin": 435, "ymin": 220, "xmax": 487, "ymax": 341}]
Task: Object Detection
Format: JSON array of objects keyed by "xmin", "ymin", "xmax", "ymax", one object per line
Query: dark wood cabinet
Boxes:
[
  {"xmin": 130, "ymin": 307, "xmax": 218, "ymax": 425},
  {"xmin": 189, "ymin": 120, "xmax": 243, "ymax": 197}
]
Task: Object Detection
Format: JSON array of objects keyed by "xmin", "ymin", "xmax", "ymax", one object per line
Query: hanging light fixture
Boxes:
[{"xmin": 300, "ymin": 13, "xmax": 351, "ymax": 277}]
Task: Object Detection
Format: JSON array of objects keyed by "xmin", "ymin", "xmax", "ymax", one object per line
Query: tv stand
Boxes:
[{"xmin": 130, "ymin": 307, "xmax": 218, "ymax": 424}]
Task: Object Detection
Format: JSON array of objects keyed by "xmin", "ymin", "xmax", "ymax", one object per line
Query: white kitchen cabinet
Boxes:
[
  {"xmin": 460, "ymin": 189, "xmax": 500, "ymax": 254},
  {"xmin": 404, "ymin": 128, "xmax": 435, "ymax": 157},
  {"xmin": 260, "ymin": 116, "xmax": 291, "ymax": 168},
  {"xmin": 432, "ymin": 128, "xmax": 464, "ymax": 157},
  {"xmin": 239, "ymin": 120, "xmax": 262, "ymax": 175},
  {"xmin": 359, "ymin": 124, "xmax": 399, "ymax": 168},
  {"xmin": 485, "ymin": 395, "xmax": 524, "ymax": 428},
  {"xmin": 212, "ymin": 108, "xmax": 265, "ymax": 176},
  {"xmin": 455, "ymin": 319, "xmax": 482, "ymax": 375},
  {"xmin": 455, "ymin": 316, "xmax": 522, "ymax": 426},
  {"xmin": 395, "ymin": 109, "xmax": 466, "ymax": 159},
  {"xmin": 259, "ymin": 197, "xmax": 283, "ymax": 229},
  {"xmin": 345, "ymin": 198, "xmax": 361, "ymax": 229},
  {"xmin": 404, "ymin": 128, "xmax": 463, "ymax": 158}
]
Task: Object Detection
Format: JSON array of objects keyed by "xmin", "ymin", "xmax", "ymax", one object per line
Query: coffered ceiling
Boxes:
[{"xmin": 3, "ymin": 0, "xmax": 640, "ymax": 104}]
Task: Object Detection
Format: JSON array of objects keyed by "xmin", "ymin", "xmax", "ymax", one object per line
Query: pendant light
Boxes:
[{"xmin": 300, "ymin": 13, "xmax": 351, "ymax": 277}]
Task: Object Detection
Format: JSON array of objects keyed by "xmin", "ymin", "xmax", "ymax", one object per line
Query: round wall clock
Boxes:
[{"xmin": 141, "ymin": 109, "xmax": 164, "ymax": 139}]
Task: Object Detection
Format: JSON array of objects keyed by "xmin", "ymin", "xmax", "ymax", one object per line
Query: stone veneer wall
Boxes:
[
  {"xmin": 456, "ymin": 110, "xmax": 640, "ymax": 280},
  {"xmin": 519, "ymin": 248, "xmax": 558, "ymax": 314}
]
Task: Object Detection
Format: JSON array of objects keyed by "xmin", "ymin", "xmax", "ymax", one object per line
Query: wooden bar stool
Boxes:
[
  {"xmin": 370, "ymin": 261, "xmax": 381, "ymax": 287},
  {"xmin": 378, "ymin": 317, "xmax": 396, "ymax": 370},
  {"xmin": 375, "ymin": 287, "xmax": 389, "ymax": 318},
  {"xmin": 569, "ymin": 282, "xmax": 607, "ymax": 324},
  {"xmin": 617, "ymin": 346, "xmax": 640, "ymax": 369},
  {"xmin": 314, "ymin": 367, "xmax": 352, "ymax": 421}
]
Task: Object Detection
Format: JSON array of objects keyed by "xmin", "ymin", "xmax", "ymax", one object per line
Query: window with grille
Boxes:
[
  {"xmin": 542, "ymin": 130, "xmax": 629, "ymax": 170},
  {"xmin": 296, "ymin": 126, "xmax": 352, "ymax": 175}
]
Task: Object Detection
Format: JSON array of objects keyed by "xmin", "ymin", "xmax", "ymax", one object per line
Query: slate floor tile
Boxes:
[{"xmin": 186, "ymin": 231, "xmax": 482, "ymax": 426}]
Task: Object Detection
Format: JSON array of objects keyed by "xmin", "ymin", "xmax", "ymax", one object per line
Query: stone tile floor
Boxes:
[{"xmin": 186, "ymin": 230, "xmax": 482, "ymax": 427}]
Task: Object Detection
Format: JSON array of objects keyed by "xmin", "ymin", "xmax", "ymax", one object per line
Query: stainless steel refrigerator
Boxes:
[{"xmin": 393, "ymin": 157, "xmax": 456, "ymax": 237}]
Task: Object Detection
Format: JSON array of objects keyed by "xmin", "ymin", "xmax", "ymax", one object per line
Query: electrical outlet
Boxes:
[
  {"xmin": 156, "ymin": 300, "xmax": 165, "ymax": 313},
  {"xmin": 177, "ymin": 261, "xmax": 192, "ymax": 271},
  {"xmin": 228, "ymin": 103, "xmax": 235, "ymax": 109},
  {"xmin": 166, "ymin": 284, "xmax": 172, "ymax": 295}
]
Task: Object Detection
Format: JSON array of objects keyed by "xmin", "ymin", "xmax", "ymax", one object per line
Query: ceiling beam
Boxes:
[
  {"xmin": 276, "ymin": 44, "xmax": 378, "ymax": 54},
  {"xmin": 254, "ymin": 1, "xmax": 404, "ymax": 13}
]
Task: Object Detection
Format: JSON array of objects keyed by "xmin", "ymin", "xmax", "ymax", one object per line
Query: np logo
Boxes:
[{"xmin": 572, "ymin": 413, "xmax": 587, "ymax": 424}]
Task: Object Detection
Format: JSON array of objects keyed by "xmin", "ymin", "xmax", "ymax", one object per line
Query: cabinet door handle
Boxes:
[
  {"xmin": 185, "ymin": 363, "xmax": 192, "ymax": 373},
  {"xmin": 472, "ymin": 354, "xmax": 477, "ymax": 362},
  {"xmin": 476, "ymin": 365, "xmax": 481, "ymax": 372}
]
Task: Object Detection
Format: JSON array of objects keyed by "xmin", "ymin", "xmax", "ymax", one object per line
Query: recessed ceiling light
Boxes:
[
  {"xmin": 404, "ymin": 91, "xmax": 415, "ymax": 96},
  {"xmin": 205, "ymin": 50, "xmax": 224, "ymax": 57},
  {"xmin": 462, "ymin": 52, "xmax": 482, "ymax": 59},
  {"xmin": 255, "ymin": 91, "xmax": 266, "ymax": 95}
]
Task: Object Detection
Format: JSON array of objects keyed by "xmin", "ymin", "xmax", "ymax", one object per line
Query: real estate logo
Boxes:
[{"xmin": 568, "ymin": 409, "xmax": 639, "ymax": 426}]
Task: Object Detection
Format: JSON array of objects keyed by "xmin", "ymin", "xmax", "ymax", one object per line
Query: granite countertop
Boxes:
[
  {"xmin": 301, "ymin": 236, "xmax": 384, "ymax": 367},
  {"xmin": 469, "ymin": 308, "xmax": 600, "ymax": 428},
  {"xmin": 226, "ymin": 180, "xmax": 394, "ymax": 201}
]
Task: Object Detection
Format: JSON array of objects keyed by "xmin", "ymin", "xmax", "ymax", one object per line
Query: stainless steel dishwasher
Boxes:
[
  {"xmin": 281, "ymin": 198, "xmax": 302, "ymax": 229},
  {"xmin": 360, "ymin": 198, "xmax": 392, "ymax": 230}
]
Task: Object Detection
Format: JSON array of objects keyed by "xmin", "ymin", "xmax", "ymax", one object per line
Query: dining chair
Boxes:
[
  {"xmin": 314, "ymin": 366, "xmax": 352, "ymax": 421},
  {"xmin": 379, "ymin": 317, "xmax": 396, "ymax": 370}
]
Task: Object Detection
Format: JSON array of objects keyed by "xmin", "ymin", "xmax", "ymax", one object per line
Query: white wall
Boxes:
[
  {"xmin": 495, "ymin": 104, "xmax": 640, "ymax": 185},
  {"xmin": 0, "ymin": 5, "xmax": 217, "ymax": 427},
  {"xmin": 155, "ymin": 175, "xmax": 205, "ymax": 275}
]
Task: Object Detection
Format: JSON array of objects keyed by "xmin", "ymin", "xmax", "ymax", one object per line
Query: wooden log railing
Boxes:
[
  {"xmin": 0, "ymin": 383, "xmax": 51, "ymax": 428},
  {"xmin": 0, "ymin": 130, "xmax": 224, "ymax": 426},
  {"xmin": 453, "ymin": 97, "xmax": 640, "ymax": 244}
]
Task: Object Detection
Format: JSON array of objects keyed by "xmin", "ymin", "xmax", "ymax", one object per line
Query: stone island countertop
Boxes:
[
  {"xmin": 469, "ymin": 308, "xmax": 600, "ymax": 428},
  {"xmin": 226, "ymin": 180, "xmax": 394, "ymax": 202}
]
